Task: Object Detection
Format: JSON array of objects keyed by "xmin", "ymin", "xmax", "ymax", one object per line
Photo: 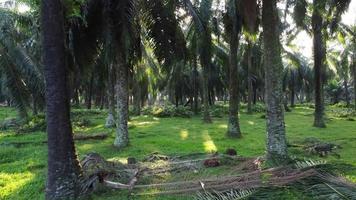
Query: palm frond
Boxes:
[
  {"xmin": 141, "ymin": 0, "xmax": 186, "ymax": 67},
  {"xmin": 195, "ymin": 189, "xmax": 255, "ymax": 200},
  {"xmin": 328, "ymin": 0, "xmax": 352, "ymax": 33},
  {"xmin": 293, "ymin": 0, "xmax": 307, "ymax": 28}
]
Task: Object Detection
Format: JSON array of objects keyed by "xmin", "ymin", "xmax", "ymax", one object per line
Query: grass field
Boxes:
[{"xmin": 0, "ymin": 105, "xmax": 355, "ymax": 199}]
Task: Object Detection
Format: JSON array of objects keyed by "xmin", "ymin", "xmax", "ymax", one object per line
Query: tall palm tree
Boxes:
[
  {"xmin": 224, "ymin": 0, "xmax": 258, "ymax": 136},
  {"xmin": 41, "ymin": 0, "xmax": 81, "ymax": 198},
  {"xmin": 262, "ymin": 0, "xmax": 288, "ymax": 164},
  {"xmin": 0, "ymin": 8, "xmax": 44, "ymax": 120},
  {"xmin": 293, "ymin": 0, "xmax": 352, "ymax": 127},
  {"xmin": 311, "ymin": 0, "xmax": 326, "ymax": 127},
  {"xmin": 225, "ymin": 0, "xmax": 242, "ymax": 137},
  {"xmin": 182, "ymin": 0, "xmax": 213, "ymax": 123},
  {"xmin": 72, "ymin": 0, "xmax": 187, "ymax": 148}
]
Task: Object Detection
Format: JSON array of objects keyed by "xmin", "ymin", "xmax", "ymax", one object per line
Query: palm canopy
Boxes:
[{"xmin": 0, "ymin": 7, "xmax": 44, "ymax": 119}]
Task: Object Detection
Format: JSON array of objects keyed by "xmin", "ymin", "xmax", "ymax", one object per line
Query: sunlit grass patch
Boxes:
[
  {"xmin": 0, "ymin": 105, "xmax": 355, "ymax": 199},
  {"xmin": 0, "ymin": 172, "xmax": 34, "ymax": 199}
]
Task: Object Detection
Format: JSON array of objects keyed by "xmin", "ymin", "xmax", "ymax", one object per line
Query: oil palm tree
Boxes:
[
  {"xmin": 292, "ymin": 0, "xmax": 352, "ymax": 127},
  {"xmin": 262, "ymin": 0, "xmax": 288, "ymax": 164},
  {"xmin": 224, "ymin": 0, "xmax": 243, "ymax": 137},
  {"xmin": 181, "ymin": 0, "xmax": 213, "ymax": 123},
  {"xmin": 72, "ymin": 0, "xmax": 186, "ymax": 148},
  {"xmin": 224, "ymin": 0, "xmax": 259, "ymax": 137},
  {"xmin": 41, "ymin": 0, "xmax": 81, "ymax": 198},
  {"xmin": 0, "ymin": 7, "xmax": 44, "ymax": 120}
]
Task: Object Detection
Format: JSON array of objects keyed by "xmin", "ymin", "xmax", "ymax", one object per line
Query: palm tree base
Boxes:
[
  {"xmin": 226, "ymin": 132, "xmax": 242, "ymax": 138},
  {"xmin": 114, "ymin": 135, "xmax": 129, "ymax": 149},
  {"xmin": 105, "ymin": 113, "xmax": 116, "ymax": 128},
  {"xmin": 313, "ymin": 120, "xmax": 326, "ymax": 128},
  {"xmin": 266, "ymin": 153, "xmax": 291, "ymax": 167},
  {"xmin": 203, "ymin": 114, "xmax": 212, "ymax": 123}
]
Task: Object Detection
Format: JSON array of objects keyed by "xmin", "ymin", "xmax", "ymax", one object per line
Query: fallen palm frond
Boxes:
[{"xmin": 79, "ymin": 153, "xmax": 356, "ymax": 199}]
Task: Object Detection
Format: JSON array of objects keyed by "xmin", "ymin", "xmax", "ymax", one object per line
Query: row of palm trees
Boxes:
[{"xmin": 0, "ymin": 0, "xmax": 354, "ymax": 198}]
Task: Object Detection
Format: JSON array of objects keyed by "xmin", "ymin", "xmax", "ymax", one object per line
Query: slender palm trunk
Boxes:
[
  {"xmin": 354, "ymin": 75, "xmax": 356, "ymax": 110},
  {"xmin": 32, "ymin": 96, "xmax": 38, "ymax": 115},
  {"xmin": 41, "ymin": 0, "xmax": 81, "ymax": 198},
  {"xmin": 344, "ymin": 79, "xmax": 350, "ymax": 107},
  {"xmin": 290, "ymin": 78, "xmax": 295, "ymax": 107},
  {"xmin": 105, "ymin": 64, "xmax": 116, "ymax": 128},
  {"xmin": 253, "ymin": 83, "xmax": 257, "ymax": 105},
  {"xmin": 114, "ymin": 55, "xmax": 129, "ymax": 148},
  {"xmin": 284, "ymin": 92, "xmax": 291, "ymax": 112},
  {"xmin": 227, "ymin": 27, "xmax": 242, "ymax": 138},
  {"xmin": 86, "ymin": 72, "xmax": 94, "ymax": 109},
  {"xmin": 247, "ymin": 42, "xmax": 253, "ymax": 114},
  {"xmin": 202, "ymin": 67, "xmax": 212, "ymax": 123},
  {"xmin": 262, "ymin": 0, "xmax": 288, "ymax": 164},
  {"xmin": 312, "ymin": 0, "xmax": 326, "ymax": 127},
  {"xmin": 353, "ymin": 54, "xmax": 356, "ymax": 110},
  {"xmin": 133, "ymin": 78, "xmax": 141, "ymax": 115}
]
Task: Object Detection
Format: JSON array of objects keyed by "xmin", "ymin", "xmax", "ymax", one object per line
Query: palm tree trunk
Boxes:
[
  {"xmin": 284, "ymin": 92, "xmax": 291, "ymax": 112},
  {"xmin": 247, "ymin": 42, "xmax": 253, "ymax": 114},
  {"xmin": 262, "ymin": 0, "xmax": 288, "ymax": 164},
  {"xmin": 41, "ymin": 0, "xmax": 81, "ymax": 198},
  {"xmin": 312, "ymin": 0, "xmax": 326, "ymax": 127},
  {"xmin": 193, "ymin": 55, "xmax": 199, "ymax": 114},
  {"xmin": 105, "ymin": 64, "xmax": 116, "ymax": 128},
  {"xmin": 202, "ymin": 68, "xmax": 212, "ymax": 123},
  {"xmin": 227, "ymin": 27, "xmax": 242, "ymax": 138},
  {"xmin": 353, "ymin": 54, "xmax": 356, "ymax": 110},
  {"xmin": 253, "ymin": 83, "xmax": 257, "ymax": 105},
  {"xmin": 86, "ymin": 72, "xmax": 94, "ymax": 109},
  {"xmin": 344, "ymin": 79, "xmax": 350, "ymax": 107},
  {"xmin": 114, "ymin": 55, "xmax": 129, "ymax": 148},
  {"xmin": 32, "ymin": 96, "xmax": 38, "ymax": 115},
  {"xmin": 290, "ymin": 75, "xmax": 295, "ymax": 107},
  {"xmin": 133, "ymin": 78, "xmax": 141, "ymax": 115}
]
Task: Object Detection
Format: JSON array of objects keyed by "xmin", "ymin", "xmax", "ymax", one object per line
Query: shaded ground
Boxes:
[{"xmin": 0, "ymin": 105, "xmax": 355, "ymax": 199}]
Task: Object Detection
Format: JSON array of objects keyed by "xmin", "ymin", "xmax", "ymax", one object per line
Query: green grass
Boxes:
[{"xmin": 0, "ymin": 105, "xmax": 355, "ymax": 199}]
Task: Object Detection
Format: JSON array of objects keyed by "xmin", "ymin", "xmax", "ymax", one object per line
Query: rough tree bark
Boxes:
[
  {"xmin": 344, "ymin": 79, "xmax": 350, "ymax": 107},
  {"xmin": 202, "ymin": 67, "xmax": 212, "ymax": 123},
  {"xmin": 190, "ymin": 54, "xmax": 199, "ymax": 113},
  {"xmin": 133, "ymin": 77, "xmax": 141, "ymax": 116},
  {"xmin": 86, "ymin": 72, "xmax": 94, "ymax": 109},
  {"xmin": 262, "ymin": 0, "xmax": 288, "ymax": 164},
  {"xmin": 105, "ymin": 64, "xmax": 116, "ymax": 128},
  {"xmin": 353, "ymin": 52, "xmax": 356, "ymax": 110},
  {"xmin": 114, "ymin": 54, "xmax": 129, "ymax": 148},
  {"xmin": 290, "ymin": 76, "xmax": 295, "ymax": 107},
  {"xmin": 41, "ymin": 0, "xmax": 81, "ymax": 198},
  {"xmin": 312, "ymin": 0, "xmax": 326, "ymax": 127},
  {"xmin": 247, "ymin": 42, "xmax": 253, "ymax": 114},
  {"xmin": 227, "ymin": 16, "xmax": 242, "ymax": 138}
]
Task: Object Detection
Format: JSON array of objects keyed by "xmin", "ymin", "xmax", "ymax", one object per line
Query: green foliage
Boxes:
[
  {"xmin": 1, "ymin": 106, "xmax": 355, "ymax": 199},
  {"xmin": 73, "ymin": 118, "xmax": 92, "ymax": 127},
  {"xmin": 250, "ymin": 103, "xmax": 266, "ymax": 113},
  {"xmin": 16, "ymin": 114, "xmax": 46, "ymax": 133},
  {"xmin": 329, "ymin": 107, "xmax": 355, "ymax": 118},
  {"xmin": 209, "ymin": 104, "xmax": 228, "ymax": 118},
  {"xmin": 142, "ymin": 104, "xmax": 193, "ymax": 118}
]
